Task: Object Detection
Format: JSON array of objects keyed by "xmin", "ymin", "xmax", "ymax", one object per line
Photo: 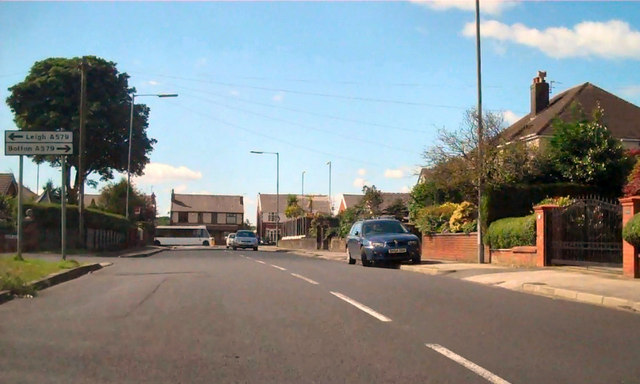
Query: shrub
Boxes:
[
  {"xmin": 623, "ymin": 160, "xmax": 640, "ymax": 197},
  {"xmin": 535, "ymin": 196, "xmax": 575, "ymax": 207},
  {"xmin": 414, "ymin": 203, "xmax": 458, "ymax": 234},
  {"xmin": 0, "ymin": 272, "xmax": 36, "ymax": 296},
  {"xmin": 623, "ymin": 213, "xmax": 640, "ymax": 248},
  {"xmin": 449, "ymin": 201, "xmax": 477, "ymax": 232},
  {"xmin": 485, "ymin": 214, "xmax": 536, "ymax": 249}
]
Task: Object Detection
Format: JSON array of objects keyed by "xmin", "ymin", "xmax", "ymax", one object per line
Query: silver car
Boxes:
[
  {"xmin": 225, "ymin": 233, "xmax": 236, "ymax": 249},
  {"xmin": 234, "ymin": 230, "xmax": 258, "ymax": 251}
]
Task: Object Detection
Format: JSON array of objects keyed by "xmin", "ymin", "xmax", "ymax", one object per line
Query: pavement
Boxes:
[
  {"xmin": 265, "ymin": 245, "xmax": 640, "ymax": 314},
  {"xmin": 3, "ymin": 244, "xmax": 640, "ymax": 314}
]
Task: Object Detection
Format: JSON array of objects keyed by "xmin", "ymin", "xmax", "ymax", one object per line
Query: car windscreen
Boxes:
[
  {"xmin": 236, "ymin": 231, "xmax": 255, "ymax": 238},
  {"xmin": 362, "ymin": 221, "xmax": 407, "ymax": 236}
]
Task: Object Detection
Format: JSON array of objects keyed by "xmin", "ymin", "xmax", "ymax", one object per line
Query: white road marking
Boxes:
[
  {"xmin": 290, "ymin": 273, "xmax": 319, "ymax": 285},
  {"xmin": 270, "ymin": 264, "xmax": 287, "ymax": 271},
  {"xmin": 330, "ymin": 291, "xmax": 392, "ymax": 322},
  {"xmin": 425, "ymin": 344, "xmax": 511, "ymax": 384},
  {"xmin": 255, "ymin": 260, "xmax": 266, "ymax": 265}
]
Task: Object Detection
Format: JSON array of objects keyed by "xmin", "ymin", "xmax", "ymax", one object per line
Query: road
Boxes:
[{"xmin": 1, "ymin": 248, "xmax": 639, "ymax": 383}]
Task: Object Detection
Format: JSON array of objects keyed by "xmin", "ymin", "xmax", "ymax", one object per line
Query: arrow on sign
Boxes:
[
  {"xmin": 8, "ymin": 132, "xmax": 24, "ymax": 141},
  {"xmin": 56, "ymin": 145, "xmax": 72, "ymax": 153}
]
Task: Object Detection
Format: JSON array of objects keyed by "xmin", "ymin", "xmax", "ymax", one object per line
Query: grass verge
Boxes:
[{"xmin": 0, "ymin": 256, "xmax": 80, "ymax": 296}]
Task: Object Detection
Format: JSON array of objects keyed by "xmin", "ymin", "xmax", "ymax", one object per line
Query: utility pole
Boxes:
[
  {"xmin": 475, "ymin": 0, "xmax": 485, "ymax": 264},
  {"xmin": 78, "ymin": 56, "xmax": 87, "ymax": 248}
]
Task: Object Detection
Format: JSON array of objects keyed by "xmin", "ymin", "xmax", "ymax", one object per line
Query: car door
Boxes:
[{"xmin": 347, "ymin": 221, "xmax": 362, "ymax": 257}]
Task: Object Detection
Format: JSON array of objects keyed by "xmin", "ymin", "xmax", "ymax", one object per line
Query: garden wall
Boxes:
[
  {"xmin": 489, "ymin": 246, "xmax": 537, "ymax": 267},
  {"xmin": 421, "ymin": 233, "xmax": 483, "ymax": 263},
  {"xmin": 329, "ymin": 238, "xmax": 346, "ymax": 253},
  {"xmin": 278, "ymin": 237, "xmax": 318, "ymax": 251}
]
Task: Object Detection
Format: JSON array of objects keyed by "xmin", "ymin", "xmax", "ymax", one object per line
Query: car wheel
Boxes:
[
  {"xmin": 361, "ymin": 250, "xmax": 371, "ymax": 267},
  {"xmin": 346, "ymin": 248, "xmax": 356, "ymax": 264},
  {"xmin": 232, "ymin": 246, "xmax": 237, "ymax": 250},
  {"xmin": 153, "ymin": 240, "xmax": 161, "ymax": 246},
  {"xmin": 411, "ymin": 256, "xmax": 421, "ymax": 265},
  {"xmin": 203, "ymin": 241, "xmax": 209, "ymax": 246},
  {"xmin": 253, "ymin": 247, "xmax": 258, "ymax": 251}
]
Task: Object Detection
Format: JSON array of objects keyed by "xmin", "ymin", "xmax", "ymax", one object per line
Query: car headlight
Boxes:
[
  {"xmin": 408, "ymin": 240, "xmax": 419, "ymax": 246},
  {"xmin": 370, "ymin": 242, "xmax": 385, "ymax": 248}
]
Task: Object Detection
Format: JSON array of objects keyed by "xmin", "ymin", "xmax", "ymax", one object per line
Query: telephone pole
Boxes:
[{"xmin": 78, "ymin": 56, "xmax": 87, "ymax": 249}]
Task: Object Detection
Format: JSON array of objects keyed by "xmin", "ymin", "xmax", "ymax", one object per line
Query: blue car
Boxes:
[{"xmin": 346, "ymin": 219, "xmax": 421, "ymax": 266}]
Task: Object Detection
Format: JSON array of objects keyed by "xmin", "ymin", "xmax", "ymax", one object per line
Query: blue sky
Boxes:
[{"xmin": 2, "ymin": 1, "xmax": 640, "ymax": 224}]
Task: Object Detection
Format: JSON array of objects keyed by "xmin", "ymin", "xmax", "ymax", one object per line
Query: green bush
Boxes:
[
  {"xmin": 414, "ymin": 202, "xmax": 458, "ymax": 234},
  {"xmin": 623, "ymin": 213, "xmax": 640, "ymax": 248},
  {"xmin": 485, "ymin": 214, "xmax": 536, "ymax": 249},
  {"xmin": 449, "ymin": 201, "xmax": 477, "ymax": 232},
  {"xmin": 24, "ymin": 202, "xmax": 133, "ymax": 233}
]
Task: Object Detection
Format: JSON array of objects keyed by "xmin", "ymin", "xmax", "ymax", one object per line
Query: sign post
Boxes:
[{"xmin": 4, "ymin": 130, "xmax": 74, "ymax": 259}]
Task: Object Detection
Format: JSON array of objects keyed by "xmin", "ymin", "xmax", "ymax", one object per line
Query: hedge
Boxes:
[
  {"xmin": 485, "ymin": 214, "xmax": 536, "ymax": 249},
  {"xmin": 623, "ymin": 213, "xmax": 640, "ymax": 248},
  {"xmin": 23, "ymin": 202, "xmax": 133, "ymax": 233},
  {"xmin": 481, "ymin": 183, "xmax": 600, "ymax": 230}
]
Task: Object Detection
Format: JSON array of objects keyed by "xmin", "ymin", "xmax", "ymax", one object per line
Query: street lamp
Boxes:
[
  {"xmin": 301, "ymin": 170, "xmax": 306, "ymax": 196},
  {"xmin": 250, "ymin": 150, "xmax": 279, "ymax": 246},
  {"xmin": 326, "ymin": 161, "xmax": 332, "ymax": 214},
  {"xmin": 126, "ymin": 92, "xmax": 178, "ymax": 219}
]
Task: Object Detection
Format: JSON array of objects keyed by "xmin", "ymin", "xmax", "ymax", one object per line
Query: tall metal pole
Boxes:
[
  {"xmin": 126, "ymin": 93, "xmax": 135, "ymax": 220},
  {"xmin": 276, "ymin": 152, "xmax": 280, "ymax": 247},
  {"xmin": 301, "ymin": 171, "xmax": 305, "ymax": 196},
  {"xmin": 78, "ymin": 56, "xmax": 87, "ymax": 247},
  {"xmin": 327, "ymin": 161, "xmax": 332, "ymax": 214},
  {"xmin": 475, "ymin": 0, "xmax": 485, "ymax": 264},
  {"xmin": 61, "ymin": 156, "xmax": 67, "ymax": 260},
  {"xmin": 16, "ymin": 155, "xmax": 23, "ymax": 260}
]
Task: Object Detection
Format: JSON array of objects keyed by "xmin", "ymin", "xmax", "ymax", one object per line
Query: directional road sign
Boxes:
[{"xmin": 4, "ymin": 130, "xmax": 74, "ymax": 156}]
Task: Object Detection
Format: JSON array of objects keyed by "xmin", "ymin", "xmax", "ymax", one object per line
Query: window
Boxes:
[
  {"xmin": 226, "ymin": 213, "xmax": 237, "ymax": 224},
  {"xmin": 268, "ymin": 212, "xmax": 278, "ymax": 222},
  {"xmin": 198, "ymin": 213, "xmax": 203, "ymax": 224},
  {"xmin": 211, "ymin": 213, "xmax": 217, "ymax": 223},
  {"xmin": 178, "ymin": 212, "xmax": 188, "ymax": 223}
]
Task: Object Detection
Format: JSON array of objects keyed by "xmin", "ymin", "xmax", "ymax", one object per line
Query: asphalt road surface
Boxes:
[{"xmin": 2, "ymin": 249, "xmax": 639, "ymax": 383}]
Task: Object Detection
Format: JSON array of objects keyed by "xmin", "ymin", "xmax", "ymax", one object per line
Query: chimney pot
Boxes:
[{"xmin": 531, "ymin": 71, "xmax": 550, "ymax": 115}]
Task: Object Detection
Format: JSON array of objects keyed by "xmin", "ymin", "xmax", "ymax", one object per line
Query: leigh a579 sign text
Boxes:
[{"xmin": 4, "ymin": 130, "xmax": 74, "ymax": 156}]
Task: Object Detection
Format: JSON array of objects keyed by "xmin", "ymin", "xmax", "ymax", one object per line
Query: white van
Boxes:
[{"xmin": 154, "ymin": 225, "xmax": 213, "ymax": 246}]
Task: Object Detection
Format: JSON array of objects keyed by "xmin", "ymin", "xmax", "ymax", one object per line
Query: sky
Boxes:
[{"xmin": 2, "ymin": 0, "xmax": 640, "ymax": 225}]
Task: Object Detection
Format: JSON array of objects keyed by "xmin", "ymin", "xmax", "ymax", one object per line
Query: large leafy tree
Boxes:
[
  {"xmin": 6, "ymin": 56, "xmax": 155, "ymax": 203},
  {"xmin": 99, "ymin": 178, "xmax": 147, "ymax": 219},
  {"xmin": 546, "ymin": 103, "xmax": 633, "ymax": 195}
]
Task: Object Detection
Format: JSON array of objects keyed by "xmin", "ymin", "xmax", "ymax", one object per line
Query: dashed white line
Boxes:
[
  {"xmin": 255, "ymin": 260, "xmax": 266, "ymax": 265},
  {"xmin": 425, "ymin": 344, "xmax": 511, "ymax": 384},
  {"xmin": 290, "ymin": 273, "xmax": 319, "ymax": 285},
  {"xmin": 270, "ymin": 264, "xmax": 287, "ymax": 271},
  {"xmin": 330, "ymin": 291, "xmax": 392, "ymax": 322}
]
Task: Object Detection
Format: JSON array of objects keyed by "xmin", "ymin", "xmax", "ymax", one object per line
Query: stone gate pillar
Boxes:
[
  {"xmin": 619, "ymin": 197, "xmax": 640, "ymax": 278},
  {"xmin": 533, "ymin": 205, "xmax": 559, "ymax": 267}
]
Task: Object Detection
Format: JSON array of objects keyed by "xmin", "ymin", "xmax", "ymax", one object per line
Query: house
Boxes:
[
  {"xmin": 502, "ymin": 71, "xmax": 640, "ymax": 149},
  {"xmin": 0, "ymin": 173, "xmax": 37, "ymax": 200},
  {"xmin": 338, "ymin": 192, "xmax": 411, "ymax": 220},
  {"xmin": 170, "ymin": 191, "xmax": 244, "ymax": 245},
  {"xmin": 256, "ymin": 194, "xmax": 331, "ymax": 243}
]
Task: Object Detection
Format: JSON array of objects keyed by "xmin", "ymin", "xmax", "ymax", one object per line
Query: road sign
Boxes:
[{"xmin": 4, "ymin": 130, "xmax": 74, "ymax": 155}]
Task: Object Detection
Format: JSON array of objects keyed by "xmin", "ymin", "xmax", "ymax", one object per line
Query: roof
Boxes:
[
  {"xmin": 502, "ymin": 82, "xmax": 640, "ymax": 143},
  {"xmin": 0, "ymin": 174, "xmax": 16, "ymax": 195},
  {"xmin": 171, "ymin": 194, "xmax": 244, "ymax": 213},
  {"xmin": 341, "ymin": 192, "xmax": 411, "ymax": 210},
  {"xmin": 257, "ymin": 194, "xmax": 331, "ymax": 215},
  {"xmin": 84, "ymin": 194, "xmax": 102, "ymax": 207}
]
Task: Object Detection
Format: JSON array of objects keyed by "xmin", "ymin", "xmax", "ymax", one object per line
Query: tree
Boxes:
[
  {"xmin": 6, "ymin": 56, "xmax": 155, "ymax": 203},
  {"xmin": 284, "ymin": 194, "xmax": 304, "ymax": 218},
  {"xmin": 384, "ymin": 198, "xmax": 408, "ymax": 221},
  {"xmin": 421, "ymin": 108, "xmax": 537, "ymax": 202},
  {"xmin": 99, "ymin": 178, "xmax": 147, "ymax": 219},
  {"xmin": 358, "ymin": 185, "xmax": 383, "ymax": 217},
  {"xmin": 546, "ymin": 103, "xmax": 633, "ymax": 195},
  {"xmin": 41, "ymin": 180, "xmax": 62, "ymax": 203}
]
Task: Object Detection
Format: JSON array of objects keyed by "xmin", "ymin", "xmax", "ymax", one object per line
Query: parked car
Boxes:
[
  {"xmin": 225, "ymin": 233, "xmax": 236, "ymax": 249},
  {"xmin": 234, "ymin": 230, "xmax": 259, "ymax": 251},
  {"xmin": 346, "ymin": 219, "xmax": 421, "ymax": 266}
]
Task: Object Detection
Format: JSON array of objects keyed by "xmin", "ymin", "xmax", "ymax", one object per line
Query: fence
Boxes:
[{"xmin": 282, "ymin": 216, "xmax": 311, "ymax": 238}]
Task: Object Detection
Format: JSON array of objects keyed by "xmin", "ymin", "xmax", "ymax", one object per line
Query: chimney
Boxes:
[{"xmin": 530, "ymin": 70, "xmax": 549, "ymax": 115}]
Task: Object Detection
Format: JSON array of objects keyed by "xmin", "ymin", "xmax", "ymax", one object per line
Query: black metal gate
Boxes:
[{"xmin": 546, "ymin": 197, "xmax": 622, "ymax": 267}]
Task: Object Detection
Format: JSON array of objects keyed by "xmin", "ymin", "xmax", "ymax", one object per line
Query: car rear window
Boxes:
[{"xmin": 236, "ymin": 231, "xmax": 255, "ymax": 237}]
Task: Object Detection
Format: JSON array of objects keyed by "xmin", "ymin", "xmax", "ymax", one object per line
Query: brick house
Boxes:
[
  {"xmin": 502, "ymin": 71, "xmax": 640, "ymax": 149},
  {"xmin": 256, "ymin": 194, "xmax": 331, "ymax": 243},
  {"xmin": 170, "ymin": 191, "xmax": 244, "ymax": 245},
  {"xmin": 0, "ymin": 173, "xmax": 37, "ymax": 201}
]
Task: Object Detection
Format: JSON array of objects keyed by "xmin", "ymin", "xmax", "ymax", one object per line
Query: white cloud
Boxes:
[
  {"xmin": 502, "ymin": 110, "xmax": 521, "ymax": 125},
  {"xmin": 272, "ymin": 92, "xmax": 285, "ymax": 102},
  {"xmin": 358, "ymin": 168, "xmax": 367, "ymax": 176},
  {"xmin": 230, "ymin": 90, "xmax": 240, "ymax": 97},
  {"xmin": 134, "ymin": 163, "xmax": 202, "ymax": 185},
  {"xmin": 147, "ymin": 80, "xmax": 159, "ymax": 86},
  {"xmin": 411, "ymin": 0, "xmax": 516, "ymax": 16},
  {"xmin": 173, "ymin": 184, "xmax": 188, "ymax": 193},
  {"xmin": 353, "ymin": 178, "xmax": 367, "ymax": 188},
  {"xmin": 385, "ymin": 169, "xmax": 405, "ymax": 179},
  {"xmin": 401, "ymin": 185, "xmax": 411, "ymax": 193},
  {"xmin": 463, "ymin": 19, "xmax": 640, "ymax": 59}
]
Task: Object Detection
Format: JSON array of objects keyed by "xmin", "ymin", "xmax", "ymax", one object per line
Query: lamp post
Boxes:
[
  {"xmin": 301, "ymin": 170, "xmax": 306, "ymax": 196},
  {"xmin": 475, "ymin": 0, "xmax": 485, "ymax": 264},
  {"xmin": 251, "ymin": 151, "xmax": 279, "ymax": 246},
  {"xmin": 326, "ymin": 161, "xmax": 332, "ymax": 214},
  {"xmin": 126, "ymin": 92, "xmax": 178, "ymax": 220}
]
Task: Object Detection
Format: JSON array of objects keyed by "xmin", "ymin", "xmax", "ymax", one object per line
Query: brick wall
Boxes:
[
  {"xmin": 329, "ymin": 238, "xmax": 346, "ymax": 253},
  {"xmin": 422, "ymin": 233, "xmax": 480, "ymax": 263},
  {"xmin": 490, "ymin": 246, "xmax": 537, "ymax": 267}
]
